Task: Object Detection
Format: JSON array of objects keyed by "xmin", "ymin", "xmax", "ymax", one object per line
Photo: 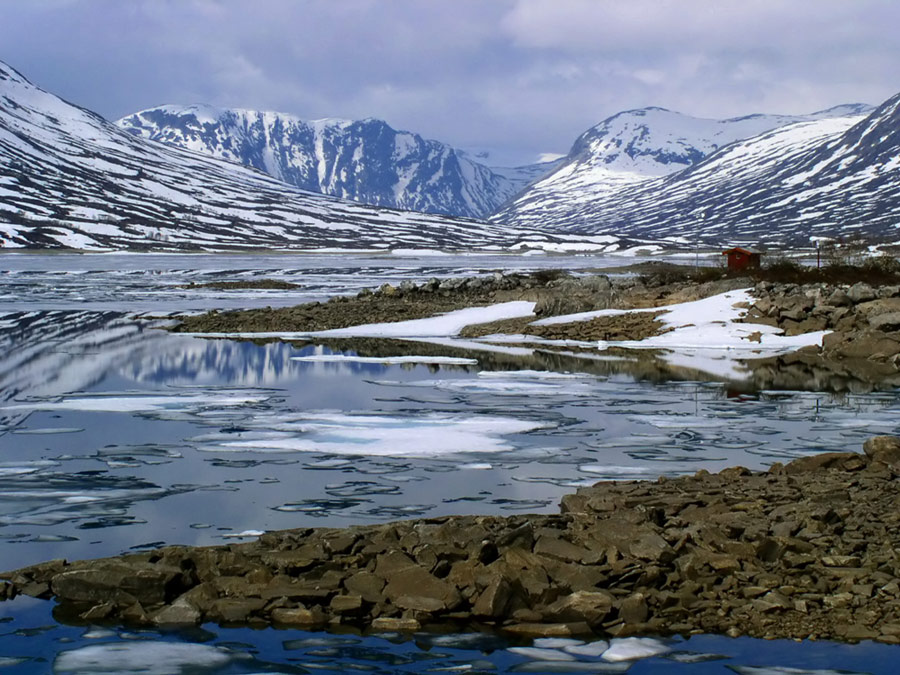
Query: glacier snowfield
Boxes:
[{"xmin": 1, "ymin": 252, "xmax": 900, "ymax": 673}]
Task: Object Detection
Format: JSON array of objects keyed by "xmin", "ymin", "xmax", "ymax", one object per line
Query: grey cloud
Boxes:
[{"xmin": 1, "ymin": 0, "xmax": 898, "ymax": 166}]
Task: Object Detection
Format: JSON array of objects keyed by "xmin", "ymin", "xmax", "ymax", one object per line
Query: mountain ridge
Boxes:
[
  {"xmin": 0, "ymin": 59, "xmax": 552, "ymax": 252},
  {"xmin": 117, "ymin": 105, "xmax": 554, "ymax": 219},
  {"xmin": 492, "ymin": 96, "xmax": 900, "ymax": 247},
  {"xmin": 492, "ymin": 103, "xmax": 876, "ymax": 230}
]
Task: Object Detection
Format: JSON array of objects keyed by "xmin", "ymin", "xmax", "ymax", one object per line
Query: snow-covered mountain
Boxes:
[
  {"xmin": 492, "ymin": 104, "xmax": 873, "ymax": 231},
  {"xmin": 493, "ymin": 95, "xmax": 900, "ymax": 247},
  {"xmin": 117, "ymin": 106, "xmax": 551, "ymax": 219},
  {"xmin": 0, "ymin": 61, "xmax": 548, "ymax": 251}
]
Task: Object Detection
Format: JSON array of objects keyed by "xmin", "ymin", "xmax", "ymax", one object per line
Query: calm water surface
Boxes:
[{"xmin": 0, "ymin": 252, "xmax": 898, "ymax": 673}]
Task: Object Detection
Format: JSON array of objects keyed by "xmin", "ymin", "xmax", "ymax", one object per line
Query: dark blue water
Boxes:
[{"xmin": 1, "ymin": 596, "xmax": 895, "ymax": 673}]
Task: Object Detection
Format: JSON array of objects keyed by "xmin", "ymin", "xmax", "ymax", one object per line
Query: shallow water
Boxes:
[{"xmin": 1, "ymin": 252, "xmax": 899, "ymax": 673}]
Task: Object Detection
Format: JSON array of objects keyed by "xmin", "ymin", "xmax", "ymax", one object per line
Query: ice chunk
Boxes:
[
  {"xmin": 5, "ymin": 393, "xmax": 266, "ymax": 413},
  {"xmin": 508, "ymin": 647, "xmax": 576, "ymax": 661},
  {"xmin": 0, "ymin": 657, "xmax": 30, "ymax": 667},
  {"xmin": 562, "ymin": 640, "xmax": 610, "ymax": 657},
  {"xmin": 53, "ymin": 641, "xmax": 246, "ymax": 674},
  {"xmin": 601, "ymin": 637, "xmax": 672, "ymax": 662},
  {"xmin": 207, "ymin": 412, "xmax": 549, "ymax": 458}
]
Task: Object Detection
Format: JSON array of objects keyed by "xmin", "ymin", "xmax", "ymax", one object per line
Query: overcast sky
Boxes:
[{"xmin": 2, "ymin": 0, "xmax": 898, "ymax": 166}]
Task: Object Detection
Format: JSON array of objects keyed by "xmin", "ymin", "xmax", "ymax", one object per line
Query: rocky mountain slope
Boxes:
[
  {"xmin": 117, "ymin": 106, "xmax": 552, "ymax": 219},
  {"xmin": 491, "ymin": 104, "xmax": 874, "ymax": 237},
  {"xmin": 493, "ymin": 94, "xmax": 900, "ymax": 247},
  {"xmin": 0, "ymin": 61, "xmax": 547, "ymax": 251}
]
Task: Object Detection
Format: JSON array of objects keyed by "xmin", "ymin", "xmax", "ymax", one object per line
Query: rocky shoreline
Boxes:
[
  {"xmin": 170, "ymin": 268, "xmax": 746, "ymax": 341},
  {"xmin": 5, "ymin": 436, "xmax": 900, "ymax": 644},
  {"xmin": 169, "ymin": 267, "xmax": 900, "ymax": 390}
]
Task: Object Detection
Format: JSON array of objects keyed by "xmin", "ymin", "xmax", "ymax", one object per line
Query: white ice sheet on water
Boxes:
[
  {"xmin": 290, "ymin": 354, "xmax": 477, "ymax": 365},
  {"xmin": 53, "ymin": 641, "xmax": 246, "ymax": 674},
  {"xmin": 3, "ymin": 393, "xmax": 266, "ymax": 413},
  {"xmin": 201, "ymin": 412, "xmax": 551, "ymax": 457}
]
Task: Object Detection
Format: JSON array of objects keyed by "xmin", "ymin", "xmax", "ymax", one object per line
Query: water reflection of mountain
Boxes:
[
  {"xmin": 0, "ymin": 311, "xmax": 158, "ymax": 410},
  {"xmin": 0, "ymin": 311, "xmax": 308, "ymax": 427},
  {"xmin": 120, "ymin": 336, "xmax": 305, "ymax": 386}
]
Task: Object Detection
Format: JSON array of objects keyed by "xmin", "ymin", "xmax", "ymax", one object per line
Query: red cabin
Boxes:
[{"xmin": 722, "ymin": 247, "xmax": 761, "ymax": 271}]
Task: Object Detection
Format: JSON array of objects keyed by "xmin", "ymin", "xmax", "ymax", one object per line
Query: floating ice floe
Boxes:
[
  {"xmin": 508, "ymin": 647, "xmax": 578, "ymax": 661},
  {"xmin": 3, "ymin": 393, "xmax": 267, "ymax": 414},
  {"xmin": 562, "ymin": 641, "xmax": 611, "ymax": 657},
  {"xmin": 0, "ymin": 657, "xmax": 30, "ymax": 667},
  {"xmin": 200, "ymin": 412, "xmax": 551, "ymax": 458},
  {"xmin": 505, "ymin": 637, "xmax": 673, "ymax": 671},
  {"xmin": 53, "ymin": 641, "xmax": 249, "ymax": 675},
  {"xmin": 601, "ymin": 637, "xmax": 672, "ymax": 662}
]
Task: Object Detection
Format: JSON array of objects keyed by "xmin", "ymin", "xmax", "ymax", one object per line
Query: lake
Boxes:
[{"xmin": 1, "ymin": 252, "xmax": 898, "ymax": 674}]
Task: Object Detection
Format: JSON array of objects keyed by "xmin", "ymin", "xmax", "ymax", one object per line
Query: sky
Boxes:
[{"xmin": 1, "ymin": 0, "xmax": 898, "ymax": 167}]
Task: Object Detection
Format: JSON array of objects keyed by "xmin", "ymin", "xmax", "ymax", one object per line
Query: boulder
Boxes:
[
  {"xmin": 784, "ymin": 452, "xmax": 867, "ymax": 474},
  {"xmin": 50, "ymin": 563, "xmax": 183, "ymax": 607},
  {"xmin": 152, "ymin": 596, "xmax": 202, "ymax": 625},
  {"xmin": 383, "ymin": 566, "xmax": 461, "ymax": 613},
  {"xmin": 848, "ymin": 283, "xmax": 876, "ymax": 303},
  {"xmin": 330, "ymin": 594, "xmax": 364, "ymax": 614},
  {"xmin": 472, "ymin": 577, "xmax": 511, "ymax": 617},
  {"xmin": 870, "ymin": 312, "xmax": 900, "ymax": 332},
  {"xmin": 863, "ymin": 436, "xmax": 900, "ymax": 468},
  {"xmin": 827, "ymin": 288, "xmax": 853, "ymax": 307},
  {"xmin": 619, "ymin": 593, "xmax": 650, "ymax": 624},
  {"xmin": 271, "ymin": 606, "xmax": 326, "ymax": 626},
  {"xmin": 502, "ymin": 622, "xmax": 593, "ymax": 638},
  {"xmin": 371, "ymin": 616, "xmax": 420, "ymax": 631},
  {"xmin": 541, "ymin": 590, "xmax": 614, "ymax": 626},
  {"xmin": 343, "ymin": 571, "xmax": 385, "ymax": 604}
]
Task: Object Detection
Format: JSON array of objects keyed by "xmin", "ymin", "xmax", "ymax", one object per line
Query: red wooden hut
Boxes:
[{"xmin": 722, "ymin": 247, "xmax": 761, "ymax": 271}]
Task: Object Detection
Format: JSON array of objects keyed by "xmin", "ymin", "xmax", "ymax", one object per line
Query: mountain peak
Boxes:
[
  {"xmin": 0, "ymin": 59, "xmax": 539, "ymax": 251},
  {"xmin": 117, "ymin": 106, "xmax": 553, "ymax": 218},
  {"xmin": 0, "ymin": 60, "xmax": 30, "ymax": 85},
  {"xmin": 491, "ymin": 100, "xmax": 878, "ymax": 237},
  {"xmin": 491, "ymin": 89, "xmax": 900, "ymax": 247}
]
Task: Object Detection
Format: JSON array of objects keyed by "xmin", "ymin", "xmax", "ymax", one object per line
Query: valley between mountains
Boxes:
[{"xmin": 2, "ymin": 57, "xmax": 899, "ymax": 251}]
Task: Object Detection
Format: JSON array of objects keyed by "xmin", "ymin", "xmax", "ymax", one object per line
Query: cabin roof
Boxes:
[{"xmin": 722, "ymin": 247, "xmax": 759, "ymax": 255}]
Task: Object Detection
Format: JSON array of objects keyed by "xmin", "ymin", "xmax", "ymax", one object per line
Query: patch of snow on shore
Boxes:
[
  {"xmin": 290, "ymin": 354, "xmax": 477, "ymax": 366},
  {"xmin": 188, "ymin": 301, "xmax": 536, "ymax": 340},
  {"xmin": 313, "ymin": 301, "xmax": 536, "ymax": 338},
  {"xmin": 595, "ymin": 288, "xmax": 828, "ymax": 355}
]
